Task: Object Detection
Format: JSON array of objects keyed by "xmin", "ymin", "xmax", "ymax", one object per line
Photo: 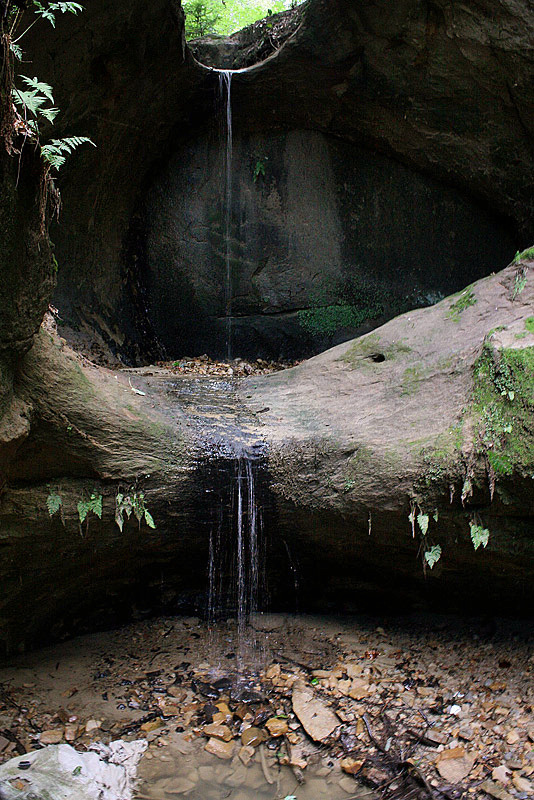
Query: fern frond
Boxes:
[
  {"xmin": 41, "ymin": 136, "xmax": 96, "ymax": 170},
  {"xmin": 21, "ymin": 75, "xmax": 54, "ymax": 102},
  {"xmin": 12, "ymin": 88, "xmax": 47, "ymax": 116},
  {"xmin": 10, "ymin": 42, "xmax": 23, "ymax": 60},
  {"xmin": 40, "ymin": 107, "xmax": 60, "ymax": 123}
]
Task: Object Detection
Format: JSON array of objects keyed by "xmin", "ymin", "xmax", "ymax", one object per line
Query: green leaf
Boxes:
[
  {"xmin": 41, "ymin": 136, "xmax": 96, "ymax": 171},
  {"xmin": 144, "ymin": 510, "xmax": 156, "ymax": 529},
  {"xmin": 12, "ymin": 88, "xmax": 47, "ymax": 116},
  {"xmin": 21, "ymin": 75, "xmax": 54, "ymax": 102},
  {"xmin": 40, "ymin": 107, "xmax": 60, "ymax": 123},
  {"xmin": 10, "ymin": 42, "xmax": 23, "ymax": 60},
  {"xmin": 46, "ymin": 492, "xmax": 62, "ymax": 516},
  {"xmin": 424, "ymin": 545, "xmax": 442, "ymax": 569},
  {"xmin": 77, "ymin": 500, "xmax": 89, "ymax": 524},
  {"xmin": 90, "ymin": 493, "xmax": 103, "ymax": 518},
  {"xmin": 470, "ymin": 522, "xmax": 489, "ymax": 551},
  {"xmin": 417, "ymin": 513, "xmax": 429, "ymax": 536},
  {"xmin": 72, "ymin": 765, "xmax": 82, "ymax": 776}
]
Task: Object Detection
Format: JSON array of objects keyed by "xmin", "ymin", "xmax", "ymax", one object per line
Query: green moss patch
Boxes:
[
  {"xmin": 472, "ymin": 343, "xmax": 534, "ymax": 473},
  {"xmin": 341, "ymin": 334, "xmax": 411, "ymax": 368},
  {"xmin": 401, "ymin": 364, "xmax": 427, "ymax": 395},
  {"xmin": 298, "ymin": 303, "xmax": 374, "ymax": 336},
  {"xmin": 446, "ymin": 287, "xmax": 477, "ymax": 322},
  {"xmin": 513, "ymin": 246, "xmax": 534, "ymax": 263},
  {"xmin": 525, "ymin": 317, "xmax": 534, "ymax": 334}
]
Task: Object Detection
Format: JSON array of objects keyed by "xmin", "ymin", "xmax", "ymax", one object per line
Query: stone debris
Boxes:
[
  {"xmin": 124, "ymin": 355, "xmax": 300, "ymax": 379},
  {"xmin": 292, "ymin": 683, "xmax": 340, "ymax": 741},
  {"xmin": 435, "ymin": 747, "xmax": 475, "ymax": 782},
  {"xmin": 204, "ymin": 737, "xmax": 234, "ymax": 759},
  {"xmin": 0, "ymin": 614, "xmax": 532, "ymax": 800}
]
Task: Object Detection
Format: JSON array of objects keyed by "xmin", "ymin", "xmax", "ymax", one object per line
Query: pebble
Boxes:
[
  {"xmin": 340, "ymin": 757, "xmax": 364, "ymax": 775},
  {"xmin": 204, "ymin": 737, "xmax": 234, "ymax": 759},
  {"xmin": 39, "ymin": 729, "xmax": 63, "ymax": 745},
  {"xmin": 292, "ymin": 684, "xmax": 339, "ymax": 742},
  {"xmin": 265, "ymin": 717, "xmax": 288, "ymax": 737},
  {"xmin": 202, "ymin": 724, "xmax": 233, "ymax": 742},
  {"xmin": 163, "ymin": 777, "xmax": 195, "ymax": 795},
  {"xmin": 238, "ymin": 745, "xmax": 255, "ymax": 765},
  {"xmin": 240, "ymin": 727, "xmax": 266, "ymax": 747}
]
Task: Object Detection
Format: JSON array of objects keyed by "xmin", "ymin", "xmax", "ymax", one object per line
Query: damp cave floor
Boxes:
[{"xmin": 0, "ymin": 613, "xmax": 532, "ymax": 799}]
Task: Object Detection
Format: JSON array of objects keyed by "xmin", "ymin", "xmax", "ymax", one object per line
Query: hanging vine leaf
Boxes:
[
  {"xmin": 470, "ymin": 522, "xmax": 490, "ymax": 550},
  {"xmin": 417, "ymin": 512, "xmax": 429, "ymax": 536},
  {"xmin": 424, "ymin": 545, "xmax": 442, "ymax": 569}
]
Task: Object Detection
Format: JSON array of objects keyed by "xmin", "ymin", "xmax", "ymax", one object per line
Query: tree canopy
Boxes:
[{"xmin": 183, "ymin": 0, "xmax": 301, "ymax": 39}]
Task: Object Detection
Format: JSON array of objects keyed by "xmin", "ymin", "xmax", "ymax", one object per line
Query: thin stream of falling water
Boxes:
[
  {"xmin": 206, "ymin": 455, "xmax": 264, "ymax": 669},
  {"xmin": 236, "ymin": 459, "xmax": 246, "ymax": 645},
  {"xmin": 219, "ymin": 70, "xmax": 233, "ymax": 360},
  {"xmin": 247, "ymin": 458, "xmax": 259, "ymax": 618}
]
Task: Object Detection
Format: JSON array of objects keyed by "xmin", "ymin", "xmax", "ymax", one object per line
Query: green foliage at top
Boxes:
[
  {"xmin": 183, "ymin": 1, "xmax": 222, "ymax": 37},
  {"xmin": 6, "ymin": 2, "xmax": 95, "ymax": 173},
  {"xmin": 183, "ymin": 0, "xmax": 300, "ymax": 39},
  {"xmin": 446, "ymin": 287, "xmax": 477, "ymax": 322}
]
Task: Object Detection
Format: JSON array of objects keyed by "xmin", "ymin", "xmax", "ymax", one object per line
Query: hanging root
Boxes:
[{"xmin": 0, "ymin": 30, "xmax": 15, "ymax": 151}]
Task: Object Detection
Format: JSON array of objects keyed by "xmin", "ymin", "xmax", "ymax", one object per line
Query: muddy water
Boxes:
[{"xmin": 0, "ymin": 614, "xmax": 532, "ymax": 800}]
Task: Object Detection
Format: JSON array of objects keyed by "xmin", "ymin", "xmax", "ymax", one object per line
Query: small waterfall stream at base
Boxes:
[{"xmin": 205, "ymin": 453, "xmax": 266, "ymax": 670}]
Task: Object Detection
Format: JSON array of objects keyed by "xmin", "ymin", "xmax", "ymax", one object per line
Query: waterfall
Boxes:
[
  {"xmin": 219, "ymin": 70, "xmax": 233, "ymax": 360},
  {"xmin": 207, "ymin": 455, "xmax": 263, "ymax": 661}
]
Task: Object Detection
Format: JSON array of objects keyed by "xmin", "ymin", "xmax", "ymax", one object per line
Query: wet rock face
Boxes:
[
  {"xmin": 0, "ymin": 147, "xmax": 54, "ymax": 360},
  {"xmin": 144, "ymin": 128, "xmax": 514, "ymax": 359},
  {"xmin": 21, "ymin": 0, "xmax": 533, "ymax": 361}
]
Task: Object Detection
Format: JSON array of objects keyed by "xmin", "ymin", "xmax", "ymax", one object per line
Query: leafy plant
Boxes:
[
  {"xmin": 487, "ymin": 450, "xmax": 513, "ymax": 476},
  {"xmin": 41, "ymin": 136, "xmax": 96, "ymax": 170},
  {"xmin": 513, "ymin": 246, "xmax": 534, "ymax": 264},
  {"xmin": 5, "ymin": 2, "xmax": 95, "ymax": 173},
  {"xmin": 46, "ymin": 490, "xmax": 62, "ymax": 517},
  {"xmin": 115, "ymin": 489, "xmax": 156, "ymax": 532},
  {"xmin": 424, "ymin": 545, "xmax": 442, "ymax": 569},
  {"xmin": 77, "ymin": 492, "xmax": 102, "ymax": 524},
  {"xmin": 511, "ymin": 265, "xmax": 527, "ymax": 300},
  {"xmin": 470, "ymin": 521, "xmax": 489, "ymax": 551},
  {"xmin": 183, "ymin": 0, "xmax": 221, "ymax": 37},
  {"xmin": 417, "ymin": 512, "xmax": 429, "ymax": 536},
  {"xmin": 253, "ymin": 157, "xmax": 267, "ymax": 182}
]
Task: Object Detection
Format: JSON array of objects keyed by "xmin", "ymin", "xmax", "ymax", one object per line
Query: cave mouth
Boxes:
[
  {"xmin": 142, "ymin": 126, "xmax": 516, "ymax": 363},
  {"xmin": 187, "ymin": 1, "xmax": 306, "ymax": 71}
]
